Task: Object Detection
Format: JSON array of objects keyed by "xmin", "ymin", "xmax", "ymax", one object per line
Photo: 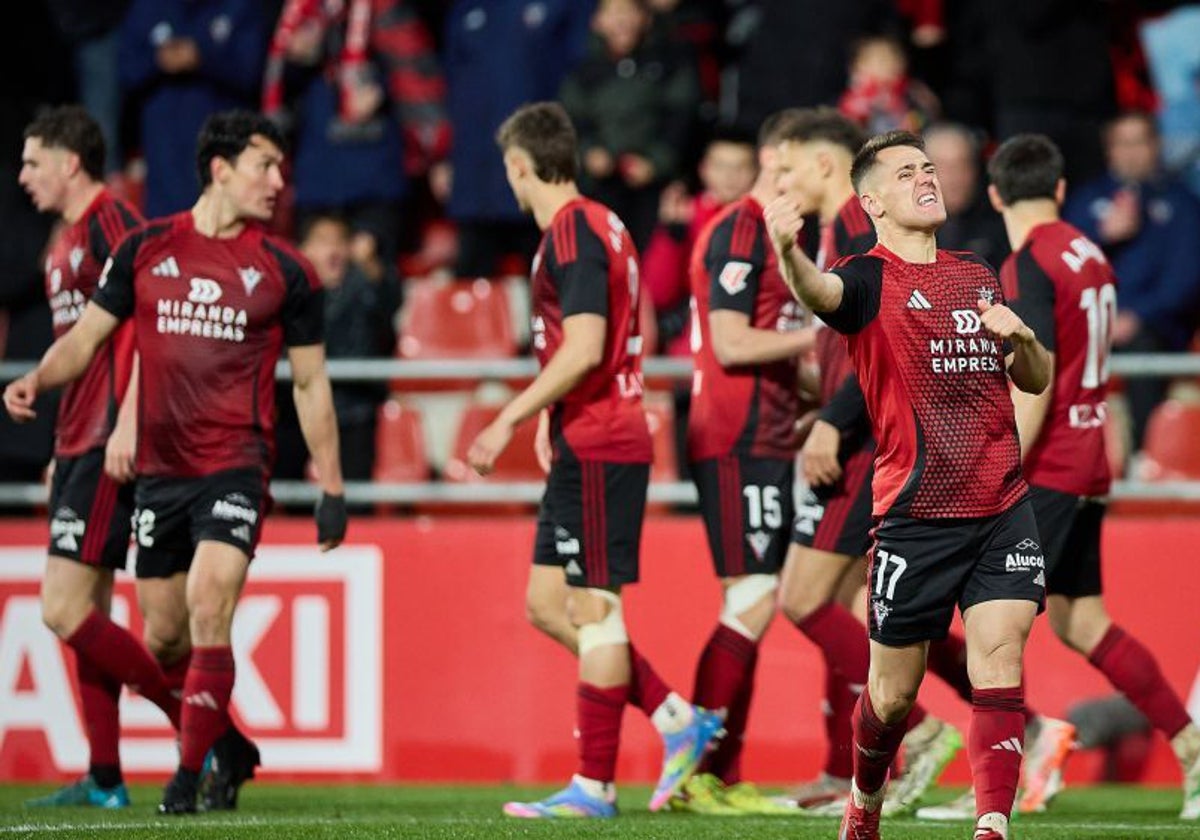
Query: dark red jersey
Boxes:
[
  {"xmin": 825, "ymin": 245, "xmax": 1026, "ymax": 519},
  {"xmin": 92, "ymin": 213, "xmax": 323, "ymax": 478},
  {"xmin": 530, "ymin": 197, "xmax": 651, "ymax": 463},
  {"xmin": 1001, "ymin": 220, "xmax": 1113, "ymax": 496},
  {"xmin": 686, "ymin": 196, "xmax": 807, "ymax": 461},
  {"xmin": 45, "ymin": 189, "xmax": 142, "ymax": 457},
  {"xmin": 817, "ymin": 194, "xmax": 876, "ymax": 273}
]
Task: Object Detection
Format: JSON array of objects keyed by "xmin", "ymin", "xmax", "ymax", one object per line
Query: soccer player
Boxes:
[
  {"xmin": 15, "ymin": 105, "xmax": 179, "ymax": 809},
  {"xmin": 985, "ymin": 134, "xmax": 1200, "ymax": 820},
  {"xmin": 765, "ymin": 130, "xmax": 1052, "ymax": 840},
  {"xmin": 772, "ymin": 108, "xmax": 963, "ymax": 817},
  {"xmin": 467, "ymin": 102, "xmax": 723, "ymax": 819},
  {"xmin": 4, "ymin": 110, "xmax": 347, "ymax": 815},
  {"xmin": 670, "ymin": 109, "xmax": 813, "ymax": 815}
]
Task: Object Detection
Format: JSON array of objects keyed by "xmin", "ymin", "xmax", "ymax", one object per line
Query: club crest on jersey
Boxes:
[
  {"xmin": 746, "ymin": 530, "xmax": 772, "ymax": 560},
  {"xmin": 69, "ymin": 246, "xmax": 85, "ymax": 275},
  {"xmin": 978, "ymin": 286, "xmax": 995, "ymax": 305},
  {"xmin": 239, "ymin": 266, "xmax": 263, "ymax": 296},
  {"xmin": 872, "ymin": 599, "xmax": 891, "ymax": 628},
  {"xmin": 718, "ymin": 261, "xmax": 752, "ymax": 295}
]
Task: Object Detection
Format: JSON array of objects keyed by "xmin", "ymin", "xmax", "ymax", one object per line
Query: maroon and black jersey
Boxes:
[
  {"xmin": 825, "ymin": 245, "xmax": 1026, "ymax": 519},
  {"xmin": 92, "ymin": 213, "xmax": 323, "ymax": 478},
  {"xmin": 46, "ymin": 189, "xmax": 142, "ymax": 457},
  {"xmin": 687, "ymin": 196, "xmax": 806, "ymax": 461},
  {"xmin": 1002, "ymin": 220, "xmax": 1113, "ymax": 497},
  {"xmin": 817, "ymin": 194, "xmax": 876, "ymax": 273},
  {"xmin": 530, "ymin": 197, "xmax": 651, "ymax": 463}
]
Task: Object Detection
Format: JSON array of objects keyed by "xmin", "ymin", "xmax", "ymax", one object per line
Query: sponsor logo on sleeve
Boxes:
[{"xmin": 718, "ymin": 261, "xmax": 752, "ymax": 295}]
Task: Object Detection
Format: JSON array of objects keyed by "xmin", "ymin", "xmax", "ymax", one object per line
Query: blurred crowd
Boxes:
[{"xmin": 4, "ymin": 0, "xmax": 1200, "ymax": 485}]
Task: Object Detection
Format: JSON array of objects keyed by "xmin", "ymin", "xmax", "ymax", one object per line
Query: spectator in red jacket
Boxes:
[{"xmin": 642, "ymin": 128, "xmax": 757, "ymax": 358}]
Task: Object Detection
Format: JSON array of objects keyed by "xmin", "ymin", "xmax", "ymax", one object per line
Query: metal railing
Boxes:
[{"xmin": 2, "ymin": 353, "xmax": 1198, "ymax": 507}]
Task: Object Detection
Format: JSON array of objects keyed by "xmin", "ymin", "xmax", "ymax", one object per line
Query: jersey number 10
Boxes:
[{"xmin": 1079, "ymin": 283, "xmax": 1117, "ymax": 389}]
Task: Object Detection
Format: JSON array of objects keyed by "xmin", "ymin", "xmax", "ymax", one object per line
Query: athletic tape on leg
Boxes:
[
  {"xmin": 577, "ymin": 589, "xmax": 629, "ymax": 656},
  {"xmin": 720, "ymin": 574, "xmax": 779, "ymax": 640}
]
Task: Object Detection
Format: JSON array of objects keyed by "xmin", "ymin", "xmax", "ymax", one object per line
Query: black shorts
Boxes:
[
  {"xmin": 533, "ymin": 455, "xmax": 649, "ymax": 589},
  {"xmin": 792, "ymin": 445, "xmax": 874, "ymax": 558},
  {"xmin": 47, "ymin": 449, "xmax": 134, "ymax": 570},
  {"xmin": 867, "ymin": 497, "xmax": 1046, "ymax": 646},
  {"xmin": 692, "ymin": 454, "xmax": 794, "ymax": 577},
  {"xmin": 133, "ymin": 468, "xmax": 268, "ymax": 579},
  {"xmin": 1029, "ymin": 484, "xmax": 1105, "ymax": 598}
]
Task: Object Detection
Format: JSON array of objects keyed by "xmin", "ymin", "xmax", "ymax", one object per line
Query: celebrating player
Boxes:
[
  {"xmin": 5, "ymin": 110, "xmax": 347, "ymax": 814},
  {"xmin": 765, "ymin": 130, "xmax": 1052, "ymax": 840},
  {"xmin": 468, "ymin": 102, "xmax": 723, "ymax": 819},
  {"xmin": 15, "ymin": 105, "xmax": 180, "ymax": 809},
  {"xmin": 986, "ymin": 134, "xmax": 1200, "ymax": 820}
]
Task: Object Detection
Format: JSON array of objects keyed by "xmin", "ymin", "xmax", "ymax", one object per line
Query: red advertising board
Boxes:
[{"xmin": 1, "ymin": 516, "xmax": 1198, "ymax": 785}]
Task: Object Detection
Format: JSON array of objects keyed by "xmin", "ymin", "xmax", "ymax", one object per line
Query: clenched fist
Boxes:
[
  {"xmin": 763, "ymin": 195, "xmax": 806, "ymax": 254},
  {"xmin": 977, "ymin": 299, "xmax": 1034, "ymax": 346}
]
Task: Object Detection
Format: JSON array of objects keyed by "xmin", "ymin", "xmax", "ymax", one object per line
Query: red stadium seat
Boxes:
[
  {"xmin": 397, "ymin": 278, "xmax": 517, "ymax": 360},
  {"xmin": 436, "ymin": 403, "xmax": 543, "ymax": 514},
  {"xmin": 1139, "ymin": 400, "xmax": 1200, "ymax": 480},
  {"xmin": 374, "ymin": 400, "xmax": 430, "ymax": 483}
]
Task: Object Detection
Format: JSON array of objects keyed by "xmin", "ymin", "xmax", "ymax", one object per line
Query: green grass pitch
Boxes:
[{"xmin": 1, "ymin": 783, "xmax": 1196, "ymax": 839}]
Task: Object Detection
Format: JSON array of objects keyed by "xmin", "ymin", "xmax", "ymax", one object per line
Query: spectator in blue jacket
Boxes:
[
  {"xmin": 1066, "ymin": 111, "xmax": 1200, "ymax": 451},
  {"xmin": 120, "ymin": 0, "xmax": 268, "ymax": 216},
  {"xmin": 443, "ymin": 0, "xmax": 593, "ymax": 277}
]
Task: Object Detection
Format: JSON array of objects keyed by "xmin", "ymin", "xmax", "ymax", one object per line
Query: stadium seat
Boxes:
[
  {"xmin": 437, "ymin": 402, "xmax": 543, "ymax": 514},
  {"xmin": 374, "ymin": 399, "xmax": 430, "ymax": 483},
  {"xmin": 1139, "ymin": 400, "xmax": 1200, "ymax": 480},
  {"xmin": 398, "ymin": 277, "xmax": 517, "ymax": 360}
]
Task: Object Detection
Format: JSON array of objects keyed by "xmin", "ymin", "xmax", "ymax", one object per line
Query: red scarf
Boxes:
[{"xmin": 263, "ymin": 0, "xmax": 373, "ymax": 121}]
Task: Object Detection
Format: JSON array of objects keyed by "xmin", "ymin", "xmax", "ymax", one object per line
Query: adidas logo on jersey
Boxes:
[
  {"xmin": 906, "ymin": 289, "xmax": 932, "ymax": 310},
  {"xmin": 152, "ymin": 256, "xmax": 181, "ymax": 278},
  {"xmin": 991, "ymin": 738, "xmax": 1023, "ymax": 755}
]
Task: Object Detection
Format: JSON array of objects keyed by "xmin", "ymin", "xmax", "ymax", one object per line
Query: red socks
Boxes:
[
  {"xmin": 693, "ymin": 624, "xmax": 758, "ymax": 783},
  {"xmin": 162, "ymin": 651, "xmax": 192, "ymax": 698},
  {"xmin": 66, "ymin": 609, "xmax": 180, "ymax": 729},
  {"xmin": 577, "ymin": 683, "xmax": 628, "ymax": 782},
  {"xmin": 180, "ymin": 646, "xmax": 236, "ymax": 772},
  {"xmin": 852, "ymin": 688, "xmax": 907, "ymax": 794},
  {"xmin": 1089, "ymin": 625, "xmax": 1191, "ymax": 738},
  {"xmin": 823, "ymin": 670, "xmax": 856, "ymax": 778},
  {"xmin": 75, "ymin": 655, "xmax": 122, "ymax": 785},
  {"xmin": 627, "ymin": 645, "xmax": 670, "ymax": 716},
  {"xmin": 970, "ymin": 687, "xmax": 1024, "ymax": 820}
]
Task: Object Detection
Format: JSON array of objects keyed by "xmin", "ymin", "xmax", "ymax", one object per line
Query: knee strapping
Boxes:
[
  {"xmin": 576, "ymin": 589, "xmax": 629, "ymax": 656},
  {"xmin": 719, "ymin": 574, "xmax": 778, "ymax": 640}
]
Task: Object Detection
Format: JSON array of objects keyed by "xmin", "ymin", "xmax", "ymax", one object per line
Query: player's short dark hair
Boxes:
[
  {"xmin": 850, "ymin": 130, "xmax": 925, "ymax": 193},
  {"xmin": 495, "ymin": 102, "xmax": 577, "ymax": 183},
  {"xmin": 770, "ymin": 106, "xmax": 867, "ymax": 157},
  {"xmin": 988, "ymin": 134, "xmax": 1064, "ymax": 204},
  {"xmin": 297, "ymin": 211, "xmax": 350, "ymax": 244},
  {"xmin": 23, "ymin": 105, "xmax": 106, "ymax": 181},
  {"xmin": 705, "ymin": 124, "xmax": 757, "ymax": 154},
  {"xmin": 195, "ymin": 110, "xmax": 287, "ymax": 188},
  {"xmin": 757, "ymin": 108, "xmax": 806, "ymax": 150}
]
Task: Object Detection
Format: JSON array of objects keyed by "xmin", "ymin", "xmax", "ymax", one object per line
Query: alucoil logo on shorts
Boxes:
[
  {"xmin": 49, "ymin": 507, "xmax": 85, "ymax": 552},
  {"xmin": 554, "ymin": 526, "xmax": 580, "ymax": 557},
  {"xmin": 212, "ymin": 499, "xmax": 258, "ymax": 524}
]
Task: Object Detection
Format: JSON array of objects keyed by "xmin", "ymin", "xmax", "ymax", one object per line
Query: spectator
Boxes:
[
  {"xmin": 978, "ymin": 0, "xmax": 1115, "ymax": 185},
  {"xmin": 642, "ymin": 127, "xmax": 756, "ymax": 358},
  {"xmin": 1066, "ymin": 111, "xmax": 1200, "ymax": 451},
  {"xmin": 734, "ymin": 0, "xmax": 898, "ymax": 130},
  {"xmin": 923, "ymin": 122, "xmax": 1008, "ymax": 267},
  {"xmin": 46, "ymin": 0, "xmax": 132, "ymax": 175},
  {"xmin": 1141, "ymin": 6, "xmax": 1200, "ymax": 197},
  {"xmin": 299, "ymin": 212, "xmax": 400, "ymax": 484},
  {"xmin": 264, "ymin": 0, "xmax": 450, "ymax": 268},
  {"xmin": 442, "ymin": 0, "xmax": 593, "ymax": 277},
  {"xmin": 838, "ymin": 35, "xmax": 939, "ymax": 135},
  {"xmin": 120, "ymin": 0, "xmax": 268, "ymax": 216},
  {"xmin": 560, "ymin": 0, "xmax": 700, "ymax": 250}
]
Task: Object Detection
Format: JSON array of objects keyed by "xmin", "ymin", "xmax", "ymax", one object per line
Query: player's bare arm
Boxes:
[
  {"xmin": 709, "ymin": 310, "xmax": 815, "ymax": 367},
  {"xmin": 468, "ymin": 313, "xmax": 606, "ymax": 476},
  {"xmin": 104, "ymin": 353, "xmax": 139, "ymax": 483},
  {"xmin": 1011, "ymin": 353, "xmax": 1056, "ymax": 461},
  {"xmin": 3, "ymin": 301, "xmax": 119, "ymax": 422},
  {"xmin": 289, "ymin": 343, "xmax": 346, "ymax": 550},
  {"xmin": 978, "ymin": 299, "xmax": 1051, "ymax": 394},
  {"xmin": 763, "ymin": 195, "xmax": 844, "ymax": 313}
]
